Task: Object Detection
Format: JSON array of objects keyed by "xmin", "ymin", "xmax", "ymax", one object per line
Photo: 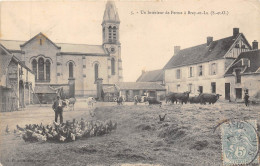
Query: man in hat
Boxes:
[
  {"xmin": 52, "ymin": 96, "xmax": 66, "ymax": 123},
  {"xmin": 244, "ymin": 90, "xmax": 250, "ymax": 107}
]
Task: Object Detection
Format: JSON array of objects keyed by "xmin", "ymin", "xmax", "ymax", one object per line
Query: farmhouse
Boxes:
[
  {"xmin": 164, "ymin": 28, "xmax": 259, "ymax": 101},
  {"xmin": 0, "ymin": 1, "xmax": 123, "ymax": 102},
  {"xmin": 0, "ymin": 44, "xmax": 35, "ymax": 112},
  {"xmin": 224, "ymin": 48, "xmax": 260, "ymax": 102}
]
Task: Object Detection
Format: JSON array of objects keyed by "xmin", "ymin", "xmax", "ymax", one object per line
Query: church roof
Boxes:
[
  {"xmin": 115, "ymin": 82, "xmax": 166, "ymax": 91},
  {"xmin": 225, "ymin": 49, "xmax": 260, "ymax": 75},
  {"xmin": 103, "ymin": 1, "xmax": 120, "ymax": 23},
  {"xmin": 136, "ymin": 69, "xmax": 164, "ymax": 82},
  {"xmin": 0, "ymin": 39, "xmax": 107, "ymax": 55},
  {"xmin": 164, "ymin": 33, "xmax": 249, "ymax": 69},
  {"xmin": 20, "ymin": 32, "xmax": 61, "ymax": 49}
]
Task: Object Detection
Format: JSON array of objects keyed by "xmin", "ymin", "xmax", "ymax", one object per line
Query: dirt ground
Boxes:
[{"xmin": 0, "ymin": 101, "xmax": 259, "ymax": 166}]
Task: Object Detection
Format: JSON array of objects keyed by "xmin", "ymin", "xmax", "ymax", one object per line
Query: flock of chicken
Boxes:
[{"xmin": 14, "ymin": 119, "xmax": 117, "ymax": 143}]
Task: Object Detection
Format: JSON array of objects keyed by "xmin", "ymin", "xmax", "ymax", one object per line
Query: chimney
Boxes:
[
  {"xmin": 233, "ymin": 28, "xmax": 239, "ymax": 37},
  {"xmin": 207, "ymin": 36, "xmax": 213, "ymax": 46},
  {"xmin": 252, "ymin": 40, "xmax": 258, "ymax": 50},
  {"xmin": 174, "ymin": 46, "xmax": 181, "ymax": 55}
]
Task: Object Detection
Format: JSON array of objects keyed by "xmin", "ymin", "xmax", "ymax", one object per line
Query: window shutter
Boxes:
[
  {"xmin": 215, "ymin": 63, "xmax": 218, "ymax": 75},
  {"xmin": 209, "ymin": 64, "xmax": 211, "ymax": 75}
]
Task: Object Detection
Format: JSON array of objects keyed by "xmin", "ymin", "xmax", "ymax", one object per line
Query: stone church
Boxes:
[{"xmin": 0, "ymin": 1, "xmax": 123, "ymax": 99}]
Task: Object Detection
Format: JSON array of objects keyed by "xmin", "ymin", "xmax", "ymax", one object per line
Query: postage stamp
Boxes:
[{"xmin": 221, "ymin": 120, "xmax": 259, "ymax": 165}]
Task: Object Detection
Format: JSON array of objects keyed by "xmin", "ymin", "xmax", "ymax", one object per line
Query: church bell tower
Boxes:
[
  {"xmin": 102, "ymin": 1, "xmax": 120, "ymax": 44},
  {"xmin": 102, "ymin": 1, "xmax": 123, "ymax": 82}
]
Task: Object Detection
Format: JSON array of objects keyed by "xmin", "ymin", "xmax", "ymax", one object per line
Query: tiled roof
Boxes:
[
  {"xmin": 136, "ymin": 69, "xmax": 164, "ymax": 82},
  {"xmin": 0, "ymin": 40, "xmax": 24, "ymax": 50},
  {"xmin": 0, "ymin": 44, "xmax": 13, "ymax": 81},
  {"xmin": 34, "ymin": 85, "xmax": 57, "ymax": 94},
  {"xmin": 115, "ymin": 82, "xmax": 166, "ymax": 90},
  {"xmin": 0, "ymin": 40, "xmax": 107, "ymax": 55},
  {"xmin": 164, "ymin": 34, "xmax": 242, "ymax": 69},
  {"xmin": 225, "ymin": 49, "xmax": 260, "ymax": 75}
]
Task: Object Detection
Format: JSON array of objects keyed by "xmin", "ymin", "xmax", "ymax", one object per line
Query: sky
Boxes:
[{"xmin": 0, "ymin": 0, "xmax": 260, "ymax": 82}]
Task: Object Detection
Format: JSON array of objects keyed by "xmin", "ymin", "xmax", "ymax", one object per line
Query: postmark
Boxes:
[{"xmin": 221, "ymin": 120, "xmax": 259, "ymax": 165}]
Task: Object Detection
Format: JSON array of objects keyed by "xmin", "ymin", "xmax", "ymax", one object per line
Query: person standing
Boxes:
[
  {"xmin": 52, "ymin": 96, "xmax": 66, "ymax": 124},
  {"xmin": 244, "ymin": 92, "xmax": 250, "ymax": 107}
]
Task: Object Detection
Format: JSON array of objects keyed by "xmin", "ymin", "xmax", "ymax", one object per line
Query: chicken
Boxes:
[
  {"xmin": 70, "ymin": 133, "xmax": 76, "ymax": 141},
  {"xmin": 17, "ymin": 118, "xmax": 118, "ymax": 143},
  {"xmin": 17, "ymin": 125, "xmax": 25, "ymax": 131},
  {"xmin": 5, "ymin": 125, "xmax": 9, "ymax": 133},
  {"xmin": 59, "ymin": 135, "xmax": 66, "ymax": 142},
  {"xmin": 159, "ymin": 114, "xmax": 167, "ymax": 122}
]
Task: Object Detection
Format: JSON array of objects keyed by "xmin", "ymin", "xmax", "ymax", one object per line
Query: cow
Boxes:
[
  {"xmin": 65, "ymin": 97, "xmax": 76, "ymax": 111},
  {"xmin": 166, "ymin": 92, "xmax": 190, "ymax": 104},
  {"xmin": 147, "ymin": 97, "xmax": 162, "ymax": 106},
  {"xmin": 116, "ymin": 96, "xmax": 124, "ymax": 105},
  {"xmin": 134, "ymin": 95, "xmax": 149, "ymax": 105},
  {"xmin": 188, "ymin": 96, "xmax": 200, "ymax": 104},
  {"xmin": 198, "ymin": 93, "xmax": 221, "ymax": 104},
  {"xmin": 86, "ymin": 97, "xmax": 96, "ymax": 107}
]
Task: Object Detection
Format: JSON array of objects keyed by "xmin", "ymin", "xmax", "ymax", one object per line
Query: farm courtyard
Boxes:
[{"xmin": 0, "ymin": 100, "xmax": 259, "ymax": 166}]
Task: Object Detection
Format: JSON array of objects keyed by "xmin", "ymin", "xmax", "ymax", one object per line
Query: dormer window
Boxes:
[
  {"xmin": 241, "ymin": 45, "xmax": 245, "ymax": 49},
  {"xmin": 235, "ymin": 44, "xmax": 239, "ymax": 48}
]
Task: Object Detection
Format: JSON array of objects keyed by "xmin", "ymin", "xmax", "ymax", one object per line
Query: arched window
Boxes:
[
  {"xmin": 94, "ymin": 64, "xmax": 99, "ymax": 81},
  {"xmin": 32, "ymin": 59, "xmax": 37, "ymax": 80},
  {"xmin": 69, "ymin": 62, "xmax": 73, "ymax": 78},
  {"xmin": 46, "ymin": 60, "xmax": 51, "ymax": 81},
  {"xmin": 38, "ymin": 58, "xmax": 44, "ymax": 80},
  {"xmin": 108, "ymin": 26, "xmax": 112, "ymax": 42},
  {"xmin": 113, "ymin": 26, "xmax": 117, "ymax": 41},
  {"xmin": 111, "ymin": 58, "xmax": 115, "ymax": 75}
]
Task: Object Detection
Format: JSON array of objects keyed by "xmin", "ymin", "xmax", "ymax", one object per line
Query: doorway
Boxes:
[
  {"xmin": 225, "ymin": 83, "xmax": 230, "ymax": 100},
  {"xmin": 211, "ymin": 82, "xmax": 216, "ymax": 93},
  {"xmin": 19, "ymin": 80, "xmax": 24, "ymax": 108},
  {"xmin": 198, "ymin": 86, "xmax": 203, "ymax": 94},
  {"xmin": 235, "ymin": 88, "xmax": 242, "ymax": 99}
]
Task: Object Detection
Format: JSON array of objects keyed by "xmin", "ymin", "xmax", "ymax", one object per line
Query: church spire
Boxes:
[
  {"xmin": 102, "ymin": 1, "xmax": 120, "ymax": 44},
  {"xmin": 102, "ymin": 1, "xmax": 120, "ymax": 24}
]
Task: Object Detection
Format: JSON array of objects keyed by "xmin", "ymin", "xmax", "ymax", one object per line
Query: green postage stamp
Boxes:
[{"xmin": 221, "ymin": 120, "xmax": 259, "ymax": 165}]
